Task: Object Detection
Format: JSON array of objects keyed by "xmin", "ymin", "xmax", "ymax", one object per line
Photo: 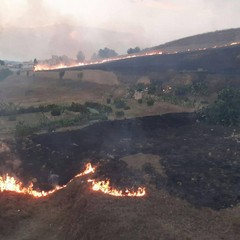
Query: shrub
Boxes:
[
  {"xmin": 148, "ymin": 84, "xmax": 157, "ymax": 95},
  {"xmin": 45, "ymin": 104, "xmax": 59, "ymax": 112},
  {"xmin": 51, "ymin": 107, "xmax": 62, "ymax": 116},
  {"xmin": 106, "ymin": 98, "xmax": 111, "ymax": 104},
  {"xmin": 147, "ymin": 99, "xmax": 154, "ymax": 106},
  {"xmin": 77, "ymin": 72, "xmax": 83, "ymax": 79},
  {"xmin": 201, "ymin": 88, "xmax": 240, "ymax": 126},
  {"xmin": 85, "ymin": 102, "xmax": 112, "ymax": 113},
  {"xmin": 136, "ymin": 83, "xmax": 145, "ymax": 92},
  {"xmin": 173, "ymin": 81, "xmax": 209, "ymax": 97},
  {"xmin": 68, "ymin": 102, "xmax": 87, "ymax": 113},
  {"xmin": 15, "ymin": 121, "xmax": 37, "ymax": 137},
  {"xmin": 59, "ymin": 71, "xmax": 65, "ymax": 79},
  {"xmin": 114, "ymin": 99, "xmax": 127, "ymax": 109},
  {"xmin": 115, "ymin": 111, "xmax": 125, "ymax": 118},
  {"xmin": 174, "ymin": 85, "xmax": 190, "ymax": 96}
]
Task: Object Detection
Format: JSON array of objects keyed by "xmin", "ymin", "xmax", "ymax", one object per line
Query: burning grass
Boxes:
[
  {"xmin": 0, "ymin": 163, "xmax": 146, "ymax": 198},
  {"xmin": 34, "ymin": 41, "xmax": 240, "ymax": 72}
]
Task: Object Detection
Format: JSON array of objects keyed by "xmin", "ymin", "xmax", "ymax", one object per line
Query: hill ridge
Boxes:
[{"xmin": 145, "ymin": 27, "xmax": 240, "ymax": 52}]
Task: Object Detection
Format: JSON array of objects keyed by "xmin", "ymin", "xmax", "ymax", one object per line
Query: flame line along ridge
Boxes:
[
  {"xmin": 88, "ymin": 179, "xmax": 146, "ymax": 197},
  {"xmin": 34, "ymin": 41, "xmax": 240, "ymax": 72},
  {"xmin": 0, "ymin": 163, "xmax": 95, "ymax": 198},
  {"xmin": 0, "ymin": 163, "xmax": 146, "ymax": 198}
]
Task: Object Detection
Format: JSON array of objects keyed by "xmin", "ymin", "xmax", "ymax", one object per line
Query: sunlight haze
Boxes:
[{"xmin": 1, "ymin": 0, "xmax": 240, "ymax": 60}]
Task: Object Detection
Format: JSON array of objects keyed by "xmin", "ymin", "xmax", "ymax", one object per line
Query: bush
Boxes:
[
  {"xmin": 68, "ymin": 102, "xmax": 87, "ymax": 113},
  {"xmin": 106, "ymin": 98, "xmax": 111, "ymax": 104},
  {"xmin": 138, "ymin": 99, "xmax": 143, "ymax": 104},
  {"xmin": 173, "ymin": 82, "xmax": 208, "ymax": 96},
  {"xmin": 201, "ymin": 88, "xmax": 240, "ymax": 126},
  {"xmin": 59, "ymin": 71, "xmax": 65, "ymax": 79},
  {"xmin": 147, "ymin": 99, "xmax": 154, "ymax": 106},
  {"xmin": 115, "ymin": 111, "xmax": 125, "ymax": 118},
  {"xmin": 174, "ymin": 85, "xmax": 190, "ymax": 96},
  {"xmin": 77, "ymin": 72, "xmax": 83, "ymax": 79},
  {"xmin": 136, "ymin": 83, "xmax": 145, "ymax": 92},
  {"xmin": 114, "ymin": 99, "xmax": 127, "ymax": 109},
  {"xmin": 148, "ymin": 84, "xmax": 157, "ymax": 95},
  {"xmin": 15, "ymin": 121, "xmax": 37, "ymax": 137},
  {"xmin": 85, "ymin": 101, "xmax": 112, "ymax": 114},
  {"xmin": 51, "ymin": 107, "xmax": 62, "ymax": 116}
]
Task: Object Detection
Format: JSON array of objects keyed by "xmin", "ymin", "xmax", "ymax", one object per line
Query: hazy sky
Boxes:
[{"xmin": 1, "ymin": 0, "xmax": 240, "ymax": 60}]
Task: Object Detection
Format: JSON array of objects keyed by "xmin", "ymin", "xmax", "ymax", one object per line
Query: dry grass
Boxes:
[
  {"xmin": 1, "ymin": 176, "xmax": 240, "ymax": 240},
  {"xmin": 122, "ymin": 99, "xmax": 194, "ymax": 119},
  {"xmin": 0, "ymin": 74, "xmax": 114, "ymax": 106}
]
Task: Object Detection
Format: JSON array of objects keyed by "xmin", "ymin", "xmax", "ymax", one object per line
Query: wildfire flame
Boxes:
[
  {"xmin": 88, "ymin": 179, "xmax": 146, "ymax": 197},
  {"xmin": 0, "ymin": 163, "xmax": 146, "ymax": 198},
  {"xmin": 34, "ymin": 41, "xmax": 240, "ymax": 72},
  {"xmin": 0, "ymin": 163, "xmax": 95, "ymax": 198}
]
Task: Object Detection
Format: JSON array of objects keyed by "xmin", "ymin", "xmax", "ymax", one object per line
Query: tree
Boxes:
[
  {"xmin": 33, "ymin": 58, "xmax": 38, "ymax": 66},
  {"xmin": 127, "ymin": 47, "xmax": 141, "ymax": 54},
  {"xmin": 0, "ymin": 60, "xmax": 5, "ymax": 66},
  {"xmin": 201, "ymin": 88, "xmax": 240, "ymax": 126},
  {"xmin": 97, "ymin": 47, "xmax": 118, "ymax": 59},
  {"xmin": 91, "ymin": 53, "xmax": 98, "ymax": 60},
  {"xmin": 59, "ymin": 70, "xmax": 65, "ymax": 79},
  {"xmin": 76, "ymin": 51, "xmax": 85, "ymax": 62}
]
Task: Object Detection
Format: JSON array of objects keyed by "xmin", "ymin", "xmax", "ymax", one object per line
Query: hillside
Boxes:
[
  {"xmin": 1, "ymin": 113, "xmax": 240, "ymax": 240},
  {"xmin": 145, "ymin": 28, "xmax": 240, "ymax": 53},
  {"xmin": 66, "ymin": 44, "xmax": 240, "ymax": 76},
  {"xmin": 1, "ymin": 27, "xmax": 240, "ymax": 240}
]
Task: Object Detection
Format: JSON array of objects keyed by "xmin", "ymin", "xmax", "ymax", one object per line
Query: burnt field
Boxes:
[
  {"xmin": 14, "ymin": 112, "xmax": 240, "ymax": 210},
  {"xmin": 64, "ymin": 44, "xmax": 240, "ymax": 76}
]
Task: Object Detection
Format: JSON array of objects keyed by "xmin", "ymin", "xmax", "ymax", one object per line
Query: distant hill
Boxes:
[
  {"xmin": 67, "ymin": 44, "xmax": 240, "ymax": 76},
  {"xmin": 145, "ymin": 28, "xmax": 240, "ymax": 53}
]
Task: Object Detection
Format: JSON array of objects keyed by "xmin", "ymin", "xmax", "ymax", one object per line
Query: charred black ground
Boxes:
[{"xmin": 15, "ymin": 112, "xmax": 240, "ymax": 210}]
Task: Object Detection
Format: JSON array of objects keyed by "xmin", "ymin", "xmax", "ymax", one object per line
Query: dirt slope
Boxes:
[{"xmin": 1, "ymin": 176, "xmax": 240, "ymax": 240}]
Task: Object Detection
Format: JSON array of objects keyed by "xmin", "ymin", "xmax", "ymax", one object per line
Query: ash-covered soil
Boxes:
[{"xmin": 14, "ymin": 112, "xmax": 240, "ymax": 210}]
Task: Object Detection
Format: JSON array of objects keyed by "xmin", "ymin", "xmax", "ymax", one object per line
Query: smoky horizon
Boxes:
[{"xmin": 1, "ymin": 0, "xmax": 240, "ymax": 61}]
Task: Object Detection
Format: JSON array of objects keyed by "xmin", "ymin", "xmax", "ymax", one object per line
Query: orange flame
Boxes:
[
  {"xmin": 34, "ymin": 41, "xmax": 240, "ymax": 72},
  {"xmin": 88, "ymin": 179, "xmax": 146, "ymax": 197},
  {"xmin": 0, "ymin": 163, "xmax": 95, "ymax": 198},
  {"xmin": 0, "ymin": 163, "xmax": 146, "ymax": 198}
]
